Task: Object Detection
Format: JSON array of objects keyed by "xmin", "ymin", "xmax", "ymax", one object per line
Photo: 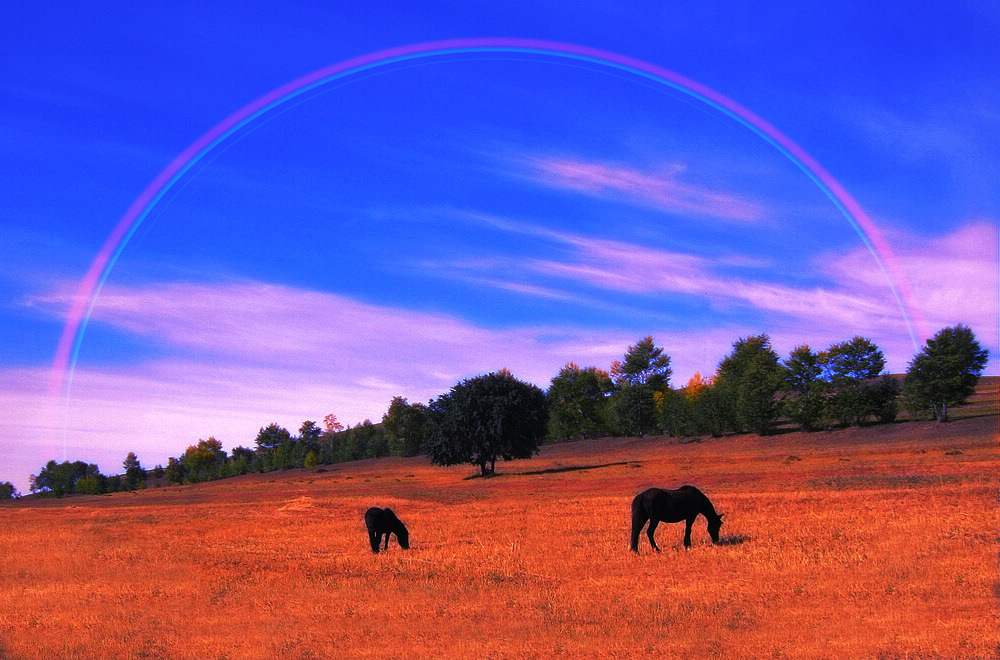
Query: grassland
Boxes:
[{"xmin": 2, "ymin": 382, "xmax": 997, "ymax": 659}]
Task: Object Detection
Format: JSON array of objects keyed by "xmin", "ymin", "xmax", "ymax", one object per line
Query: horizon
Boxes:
[{"xmin": 2, "ymin": 3, "xmax": 997, "ymax": 493}]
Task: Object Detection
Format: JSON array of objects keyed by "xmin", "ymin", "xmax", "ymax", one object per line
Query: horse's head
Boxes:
[
  {"xmin": 707, "ymin": 513, "xmax": 724, "ymax": 544},
  {"xmin": 397, "ymin": 524, "xmax": 410, "ymax": 550}
]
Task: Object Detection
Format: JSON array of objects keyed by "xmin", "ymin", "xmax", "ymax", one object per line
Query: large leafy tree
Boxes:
[
  {"xmin": 904, "ymin": 324, "xmax": 989, "ymax": 422},
  {"xmin": 425, "ymin": 371, "xmax": 548, "ymax": 477},
  {"xmin": 382, "ymin": 396, "xmax": 428, "ymax": 457},
  {"xmin": 781, "ymin": 345, "xmax": 828, "ymax": 432},
  {"xmin": 547, "ymin": 362, "xmax": 614, "ymax": 441},
  {"xmin": 30, "ymin": 460, "xmax": 102, "ymax": 497},
  {"xmin": 714, "ymin": 334, "xmax": 784, "ymax": 435},
  {"xmin": 181, "ymin": 437, "xmax": 228, "ymax": 482},
  {"xmin": 610, "ymin": 336, "xmax": 672, "ymax": 388},
  {"xmin": 821, "ymin": 336, "xmax": 888, "ymax": 426},
  {"xmin": 610, "ymin": 337, "xmax": 671, "ymax": 437},
  {"xmin": 255, "ymin": 423, "xmax": 292, "ymax": 453}
]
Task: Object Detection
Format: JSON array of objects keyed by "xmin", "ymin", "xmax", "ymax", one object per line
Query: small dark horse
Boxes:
[
  {"xmin": 630, "ymin": 485, "xmax": 723, "ymax": 553},
  {"xmin": 364, "ymin": 507, "xmax": 410, "ymax": 554}
]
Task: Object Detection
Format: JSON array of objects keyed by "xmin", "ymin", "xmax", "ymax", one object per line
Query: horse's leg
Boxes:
[
  {"xmin": 383, "ymin": 533, "xmax": 390, "ymax": 551},
  {"xmin": 646, "ymin": 519, "xmax": 660, "ymax": 552},
  {"xmin": 683, "ymin": 516, "xmax": 695, "ymax": 548},
  {"xmin": 630, "ymin": 510, "xmax": 648, "ymax": 553},
  {"xmin": 368, "ymin": 529, "xmax": 380, "ymax": 554}
]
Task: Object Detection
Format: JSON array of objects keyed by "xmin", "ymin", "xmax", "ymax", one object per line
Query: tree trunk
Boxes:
[{"xmin": 936, "ymin": 401, "xmax": 948, "ymax": 423}]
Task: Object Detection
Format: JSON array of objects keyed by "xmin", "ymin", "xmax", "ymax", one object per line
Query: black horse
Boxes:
[
  {"xmin": 364, "ymin": 507, "xmax": 410, "ymax": 553},
  {"xmin": 630, "ymin": 485, "xmax": 723, "ymax": 553}
]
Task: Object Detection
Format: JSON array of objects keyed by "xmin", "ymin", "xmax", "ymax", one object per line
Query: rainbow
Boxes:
[{"xmin": 48, "ymin": 37, "xmax": 925, "ymax": 410}]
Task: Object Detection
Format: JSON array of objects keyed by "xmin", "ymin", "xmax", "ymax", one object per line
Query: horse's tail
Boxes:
[{"xmin": 629, "ymin": 493, "xmax": 646, "ymax": 552}]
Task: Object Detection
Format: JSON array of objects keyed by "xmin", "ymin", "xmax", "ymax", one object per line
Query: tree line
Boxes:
[{"xmin": 16, "ymin": 324, "xmax": 988, "ymax": 498}]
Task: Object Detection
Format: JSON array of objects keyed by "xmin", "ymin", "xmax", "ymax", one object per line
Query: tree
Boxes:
[
  {"xmin": 122, "ymin": 452, "xmax": 146, "ymax": 490},
  {"xmin": 0, "ymin": 482, "xmax": 20, "ymax": 499},
  {"xmin": 382, "ymin": 396, "xmax": 428, "ymax": 457},
  {"xmin": 323, "ymin": 413, "xmax": 344, "ymax": 435},
  {"xmin": 546, "ymin": 363, "xmax": 614, "ymax": 441},
  {"xmin": 255, "ymin": 423, "xmax": 292, "ymax": 453},
  {"xmin": 424, "ymin": 371, "xmax": 548, "ymax": 476},
  {"xmin": 299, "ymin": 420, "xmax": 322, "ymax": 445},
  {"xmin": 781, "ymin": 345, "xmax": 828, "ymax": 432},
  {"xmin": 29, "ymin": 460, "xmax": 103, "ymax": 497},
  {"xmin": 610, "ymin": 336, "xmax": 672, "ymax": 388},
  {"xmin": 821, "ymin": 336, "xmax": 888, "ymax": 426},
  {"xmin": 714, "ymin": 334, "xmax": 783, "ymax": 435},
  {"xmin": 609, "ymin": 337, "xmax": 672, "ymax": 437},
  {"xmin": 904, "ymin": 324, "xmax": 989, "ymax": 422},
  {"xmin": 164, "ymin": 456, "xmax": 185, "ymax": 485},
  {"xmin": 181, "ymin": 438, "xmax": 227, "ymax": 482}
]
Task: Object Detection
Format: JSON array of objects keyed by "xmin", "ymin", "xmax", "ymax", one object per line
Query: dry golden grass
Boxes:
[{"xmin": 2, "ymin": 408, "xmax": 997, "ymax": 659}]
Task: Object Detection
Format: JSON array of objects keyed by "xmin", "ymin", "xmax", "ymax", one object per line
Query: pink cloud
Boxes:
[
  {"xmin": 825, "ymin": 221, "xmax": 999, "ymax": 347},
  {"xmin": 529, "ymin": 157, "xmax": 766, "ymax": 222}
]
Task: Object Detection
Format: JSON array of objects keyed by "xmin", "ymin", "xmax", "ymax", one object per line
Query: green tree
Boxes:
[
  {"xmin": 75, "ymin": 473, "xmax": 106, "ymax": 495},
  {"xmin": 821, "ymin": 336, "xmax": 887, "ymax": 426},
  {"xmin": 546, "ymin": 363, "xmax": 614, "ymax": 441},
  {"xmin": 903, "ymin": 324, "xmax": 989, "ymax": 422},
  {"xmin": 715, "ymin": 334, "xmax": 783, "ymax": 435},
  {"xmin": 781, "ymin": 345, "xmax": 828, "ymax": 432},
  {"xmin": 299, "ymin": 420, "xmax": 322, "ymax": 446},
  {"xmin": 164, "ymin": 456, "xmax": 185, "ymax": 485},
  {"xmin": 181, "ymin": 438, "xmax": 227, "ymax": 482},
  {"xmin": 425, "ymin": 371, "xmax": 548, "ymax": 477},
  {"xmin": 690, "ymin": 384, "xmax": 730, "ymax": 437},
  {"xmin": 0, "ymin": 481, "xmax": 20, "ymax": 499},
  {"xmin": 30, "ymin": 460, "xmax": 103, "ymax": 497},
  {"xmin": 255, "ymin": 423, "xmax": 292, "ymax": 453},
  {"xmin": 610, "ymin": 385, "xmax": 656, "ymax": 437},
  {"xmin": 609, "ymin": 337, "xmax": 671, "ymax": 438},
  {"xmin": 122, "ymin": 452, "xmax": 146, "ymax": 490},
  {"xmin": 227, "ymin": 446, "xmax": 256, "ymax": 476},
  {"xmin": 382, "ymin": 396, "xmax": 428, "ymax": 457},
  {"xmin": 610, "ymin": 336, "xmax": 672, "ymax": 388}
]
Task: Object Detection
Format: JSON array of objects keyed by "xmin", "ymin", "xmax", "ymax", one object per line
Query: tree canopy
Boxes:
[
  {"xmin": 547, "ymin": 363, "xmax": 614, "ymax": 441},
  {"xmin": 904, "ymin": 324, "xmax": 989, "ymax": 422},
  {"xmin": 424, "ymin": 371, "xmax": 548, "ymax": 476}
]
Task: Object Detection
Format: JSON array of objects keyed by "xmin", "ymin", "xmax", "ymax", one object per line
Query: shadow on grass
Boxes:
[
  {"xmin": 716, "ymin": 533, "xmax": 751, "ymax": 546},
  {"xmin": 464, "ymin": 461, "xmax": 641, "ymax": 480}
]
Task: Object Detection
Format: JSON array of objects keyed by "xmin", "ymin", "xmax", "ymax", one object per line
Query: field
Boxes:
[{"xmin": 2, "ymin": 384, "xmax": 997, "ymax": 659}]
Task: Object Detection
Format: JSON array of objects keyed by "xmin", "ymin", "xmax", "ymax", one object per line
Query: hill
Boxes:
[{"xmin": 1, "ymin": 383, "xmax": 996, "ymax": 659}]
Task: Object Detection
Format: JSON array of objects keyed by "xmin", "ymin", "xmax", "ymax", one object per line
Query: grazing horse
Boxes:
[
  {"xmin": 364, "ymin": 507, "xmax": 410, "ymax": 553},
  {"xmin": 630, "ymin": 485, "xmax": 723, "ymax": 553}
]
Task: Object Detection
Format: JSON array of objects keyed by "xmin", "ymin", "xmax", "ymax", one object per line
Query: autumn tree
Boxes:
[
  {"xmin": 658, "ymin": 373, "xmax": 711, "ymax": 437},
  {"xmin": 546, "ymin": 363, "xmax": 614, "ymax": 441},
  {"xmin": 904, "ymin": 324, "xmax": 989, "ymax": 422},
  {"xmin": 425, "ymin": 371, "xmax": 548, "ymax": 477},
  {"xmin": 323, "ymin": 413, "xmax": 344, "ymax": 435}
]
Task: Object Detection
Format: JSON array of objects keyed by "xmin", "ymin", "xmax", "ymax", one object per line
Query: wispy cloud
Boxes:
[
  {"xmin": 525, "ymin": 157, "xmax": 767, "ymax": 223},
  {"xmin": 427, "ymin": 212, "xmax": 903, "ymax": 334},
  {"xmin": 824, "ymin": 220, "xmax": 999, "ymax": 345}
]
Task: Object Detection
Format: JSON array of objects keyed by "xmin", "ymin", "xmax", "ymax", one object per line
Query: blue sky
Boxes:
[{"xmin": 2, "ymin": 2, "xmax": 997, "ymax": 492}]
